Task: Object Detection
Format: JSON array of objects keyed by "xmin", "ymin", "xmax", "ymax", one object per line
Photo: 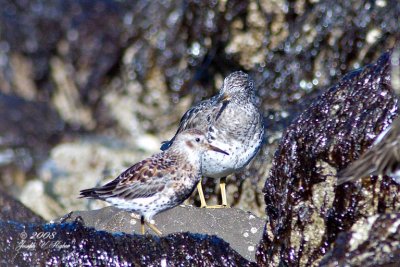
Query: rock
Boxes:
[
  {"xmin": 0, "ymin": 189, "xmax": 44, "ymax": 224},
  {"xmin": 59, "ymin": 205, "xmax": 264, "ymax": 262},
  {"xmin": 0, "ymin": 219, "xmax": 255, "ymax": 266},
  {"xmin": 0, "ymin": 93, "xmax": 64, "ymax": 189},
  {"xmin": 0, "ymin": 94, "xmax": 63, "ymax": 154},
  {"xmin": 1, "ymin": 190, "xmax": 261, "ymax": 265},
  {"xmin": 257, "ymin": 50, "xmax": 400, "ymax": 266},
  {"xmin": 320, "ymin": 213, "xmax": 400, "ymax": 266}
]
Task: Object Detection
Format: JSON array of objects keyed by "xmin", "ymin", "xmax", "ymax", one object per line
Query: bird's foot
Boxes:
[
  {"xmin": 203, "ymin": 204, "xmax": 230, "ymax": 209},
  {"xmin": 145, "ymin": 221, "xmax": 163, "ymax": 236}
]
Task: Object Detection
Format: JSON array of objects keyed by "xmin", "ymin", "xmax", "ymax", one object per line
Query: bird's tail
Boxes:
[
  {"xmin": 337, "ymin": 152, "xmax": 376, "ymax": 185},
  {"xmin": 160, "ymin": 140, "xmax": 173, "ymax": 151},
  {"xmin": 79, "ymin": 188, "xmax": 102, "ymax": 199}
]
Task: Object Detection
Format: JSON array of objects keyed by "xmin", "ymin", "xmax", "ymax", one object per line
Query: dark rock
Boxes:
[
  {"xmin": 0, "ymin": 93, "xmax": 64, "ymax": 188},
  {"xmin": 0, "ymin": 93, "xmax": 64, "ymax": 159},
  {"xmin": 320, "ymin": 213, "xmax": 400, "ymax": 266},
  {"xmin": 60, "ymin": 205, "xmax": 264, "ymax": 261},
  {"xmin": 256, "ymin": 50, "xmax": 400, "ymax": 266},
  {"xmin": 0, "ymin": 189, "xmax": 44, "ymax": 224},
  {"xmin": 0, "ymin": 219, "xmax": 255, "ymax": 266}
]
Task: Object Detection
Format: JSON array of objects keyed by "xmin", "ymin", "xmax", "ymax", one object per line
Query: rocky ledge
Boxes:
[
  {"xmin": 0, "ymin": 220, "xmax": 254, "ymax": 266},
  {"xmin": 59, "ymin": 205, "xmax": 264, "ymax": 262},
  {"xmin": 1, "ymin": 191, "xmax": 262, "ymax": 265}
]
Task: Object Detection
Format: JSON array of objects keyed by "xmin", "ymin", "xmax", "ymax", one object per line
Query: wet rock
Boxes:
[
  {"xmin": 0, "ymin": 93, "xmax": 64, "ymax": 189},
  {"xmin": 0, "ymin": 219, "xmax": 255, "ymax": 266},
  {"xmin": 0, "ymin": 189, "xmax": 44, "ymax": 224},
  {"xmin": 60, "ymin": 205, "xmax": 264, "ymax": 261},
  {"xmin": 256, "ymin": 50, "xmax": 400, "ymax": 266},
  {"xmin": 320, "ymin": 213, "xmax": 400, "ymax": 266}
]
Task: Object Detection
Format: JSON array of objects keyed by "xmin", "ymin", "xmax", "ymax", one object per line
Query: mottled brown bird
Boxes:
[{"xmin": 80, "ymin": 129, "xmax": 228, "ymax": 235}]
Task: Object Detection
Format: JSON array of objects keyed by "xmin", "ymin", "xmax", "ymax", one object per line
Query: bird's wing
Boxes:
[
  {"xmin": 80, "ymin": 153, "xmax": 178, "ymax": 200},
  {"xmin": 338, "ymin": 119, "xmax": 400, "ymax": 184},
  {"xmin": 337, "ymin": 146, "xmax": 381, "ymax": 185},
  {"xmin": 161, "ymin": 95, "xmax": 227, "ymax": 150}
]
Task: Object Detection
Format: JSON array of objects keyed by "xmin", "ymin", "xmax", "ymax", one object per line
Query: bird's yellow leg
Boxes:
[
  {"xmin": 140, "ymin": 216, "xmax": 145, "ymax": 234},
  {"xmin": 221, "ymin": 177, "xmax": 228, "ymax": 207},
  {"xmin": 205, "ymin": 177, "xmax": 230, "ymax": 208},
  {"xmin": 197, "ymin": 179, "xmax": 208, "ymax": 208},
  {"xmin": 146, "ymin": 221, "xmax": 162, "ymax": 236}
]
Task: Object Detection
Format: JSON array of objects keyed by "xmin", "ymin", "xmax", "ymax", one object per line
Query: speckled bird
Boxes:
[
  {"xmin": 338, "ymin": 49, "xmax": 400, "ymax": 186},
  {"xmin": 80, "ymin": 129, "xmax": 228, "ymax": 235},
  {"xmin": 338, "ymin": 116, "xmax": 400, "ymax": 185},
  {"xmin": 161, "ymin": 71, "xmax": 264, "ymax": 208}
]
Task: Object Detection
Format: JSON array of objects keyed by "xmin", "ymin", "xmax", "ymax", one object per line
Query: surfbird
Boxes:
[
  {"xmin": 338, "ymin": 115, "xmax": 400, "ymax": 185},
  {"xmin": 161, "ymin": 71, "xmax": 264, "ymax": 208},
  {"xmin": 80, "ymin": 129, "xmax": 228, "ymax": 235},
  {"xmin": 338, "ymin": 48, "xmax": 400, "ymax": 185}
]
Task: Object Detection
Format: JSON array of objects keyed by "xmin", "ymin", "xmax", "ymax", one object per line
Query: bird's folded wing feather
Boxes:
[
  {"xmin": 161, "ymin": 95, "xmax": 225, "ymax": 150},
  {"xmin": 90, "ymin": 154, "xmax": 177, "ymax": 199},
  {"xmin": 338, "ymin": 121, "xmax": 400, "ymax": 184}
]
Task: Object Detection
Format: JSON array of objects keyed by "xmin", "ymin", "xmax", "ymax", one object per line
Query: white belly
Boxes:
[{"xmin": 201, "ymin": 136, "xmax": 262, "ymax": 178}]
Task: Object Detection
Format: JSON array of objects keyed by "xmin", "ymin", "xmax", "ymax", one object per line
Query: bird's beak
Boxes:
[
  {"xmin": 207, "ymin": 144, "xmax": 229, "ymax": 155},
  {"xmin": 221, "ymin": 93, "xmax": 231, "ymax": 101}
]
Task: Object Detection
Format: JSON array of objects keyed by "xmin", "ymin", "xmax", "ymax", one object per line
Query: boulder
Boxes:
[
  {"xmin": 60, "ymin": 205, "xmax": 264, "ymax": 261},
  {"xmin": 257, "ymin": 50, "xmax": 400, "ymax": 266},
  {"xmin": 0, "ymin": 219, "xmax": 254, "ymax": 266}
]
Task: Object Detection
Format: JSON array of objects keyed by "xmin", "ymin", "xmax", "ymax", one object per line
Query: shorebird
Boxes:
[
  {"xmin": 338, "ymin": 48, "xmax": 400, "ymax": 186},
  {"xmin": 338, "ymin": 116, "xmax": 400, "ymax": 185},
  {"xmin": 80, "ymin": 129, "xmax": 228, "ymax": 235},
  {"xmin": 161, "ymin": 71, "xmax": 264, "ymax": 208}
]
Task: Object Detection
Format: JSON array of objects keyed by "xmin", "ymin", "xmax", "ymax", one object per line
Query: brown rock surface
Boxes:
[{"xmin": 320, "ymin": 213, "xmax": 400, "ymax": 266}]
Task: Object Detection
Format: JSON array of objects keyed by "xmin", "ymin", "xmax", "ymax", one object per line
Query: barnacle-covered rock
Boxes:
[
  {"xmin": 256, "ymin": 50, "xmax": 400, "ymax": 266},
  {"xmin": 0, "ymin": 220, "xmax": 255, "ymax": 266},
  {"xmin": 320, "ymin": 213, "xmax": 400, "ymax": 266}
]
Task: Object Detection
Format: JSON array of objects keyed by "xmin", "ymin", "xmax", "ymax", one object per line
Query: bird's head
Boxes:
[
  {"xmin": 220, "ymin": 71, "xmax": 255, "ymax": 101},
  {"xmin": 172, "ymin": 129, "xmax": 229, "ymax": 157}
]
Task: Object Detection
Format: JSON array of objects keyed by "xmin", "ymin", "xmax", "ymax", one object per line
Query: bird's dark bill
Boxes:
[{"xmin": 208, "ymin": 144, "xmax": 229, "ymax": 155}]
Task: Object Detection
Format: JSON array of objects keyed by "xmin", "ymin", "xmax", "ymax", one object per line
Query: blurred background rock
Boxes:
[{"xmin": 0, "ymin": 0, "xmax": 399, "ymax": 220}]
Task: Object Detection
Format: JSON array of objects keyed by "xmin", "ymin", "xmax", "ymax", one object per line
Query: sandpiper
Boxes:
[
  {"xmin": 338, "ymin": 116, "xmax": 400, "ymax": 185},
  {"xmin": 338, "ymin": 48, "xmax": 400, "ymax": 185},
  {"xmin": 161, "ymin": 71, "xmax": 264, "ymax": 208},
  {"xmin": 80, "ymin": 129, "xmax": 228, "ymax": 235}
]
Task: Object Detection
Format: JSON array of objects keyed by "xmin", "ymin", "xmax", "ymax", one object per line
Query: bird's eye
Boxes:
[{"xmin": 195, "ymin": 137, "xmax": 200, "ymax": 142}]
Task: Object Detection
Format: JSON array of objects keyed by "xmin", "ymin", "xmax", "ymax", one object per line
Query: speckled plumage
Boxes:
[
  {"xmin": 338, "ymin": 50, "xmax": 400, "ymax": 186},
  {"xmin": 161, "ymin": 71, "xmax": 264, "ymax": 206},
  {"xmin": 338, "ymin": 116, "xmax": 400, "ymax": 185},
  {"xmin": 80, "ymin": 129, "xmax": 228, "ymax": 234}
]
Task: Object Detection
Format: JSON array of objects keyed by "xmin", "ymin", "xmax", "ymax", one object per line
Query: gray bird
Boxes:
[
  {"xmin": 80, "ymin": 129, "xmax": 228, "ymax": 235},
  {"xmin": 161, "ymin": 71, "xmax": 264, "ymax": 208},
  {"xmin": 338, "ymin": 116, "xmax": 400, "ymax": 185},
  {"xmin": 338, "ymin": 48, "xmax": 400, "ymax": 186}
]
